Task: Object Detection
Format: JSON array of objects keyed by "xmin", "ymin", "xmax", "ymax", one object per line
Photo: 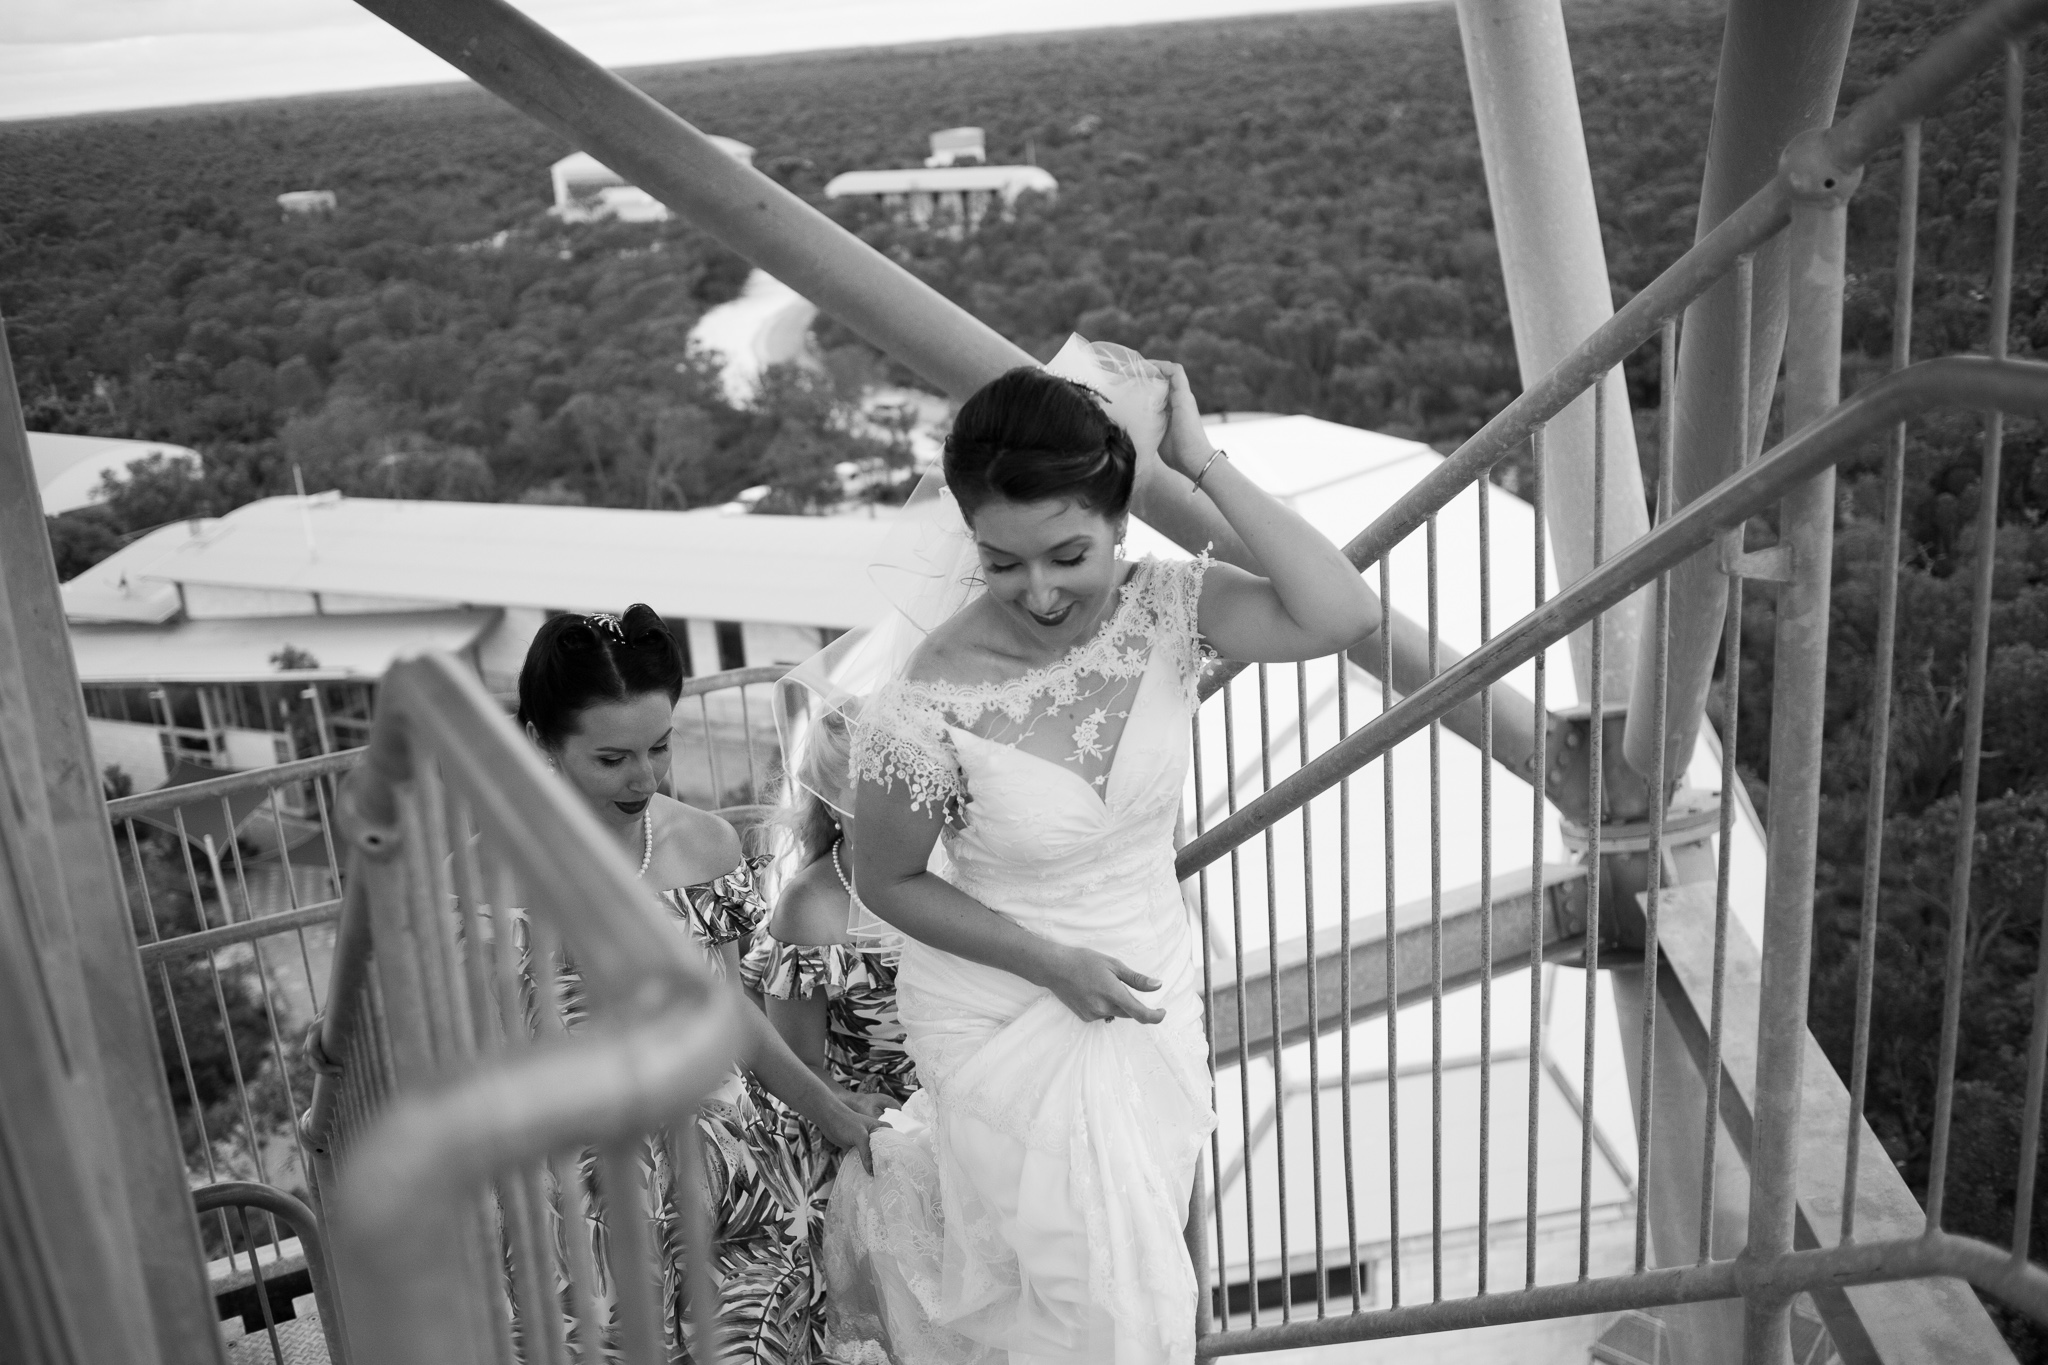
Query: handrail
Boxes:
[
  {"xmin": 194, "ymin": 1181, "xmax": 347, "ymax": 1365},
  {"xmin": 330, "ymin": 999, "xmax": 741, "ymax": 1365},
  {"xmin": 304, "ymin": 653, "xmax": 732, "ymax": 1149},
  {"xmin": 1178, "ymin": 357, "xmax": 2048, "ymax": 879},
  {"xmin": 680, "ymin": 663, "xmax": 789, "ymax": 699},
  {"xmin": 106, "ymin": 747, "xmax": 365, "ymax": 819},
  {"xmin": 1198, "ymin": 0, "xmax": 2048, "ymax": 704}
]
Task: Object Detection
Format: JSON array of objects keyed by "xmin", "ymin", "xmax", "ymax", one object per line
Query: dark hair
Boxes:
[
  {"xmin": 943, "ymin": 367, "xmax": 1136, "ymax": 524},
  {"xmin": 516, "ymin": 604, "xmax": 685, "ymax": 749}
]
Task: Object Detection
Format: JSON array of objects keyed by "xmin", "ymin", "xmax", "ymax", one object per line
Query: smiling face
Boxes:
[
  {"xmin": 530, "ymin": 690, "xmax": 675, "ymax": 831},
  {"xmin": 969, "ymin": 496, "xmax": 1126, "ymax": 652}
]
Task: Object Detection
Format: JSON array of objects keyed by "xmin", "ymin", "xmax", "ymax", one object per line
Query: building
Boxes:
[
  {"xmin": 823, "ymin": 164, "xmax": 1057, "ymax": 236},
  {"xmin": 549, "ymin": 139, "xmax": 754, "ymax": 224},
  {"xmin": 924, "ymin": 126, "xmax": 986, "ymax": 166},
  {"xmin": 276, "ymin": 190, "xmax": 337, "ymax": 216},
  {"xmin": 64, "ymin": 494, "xmax": 899, "ymax": 790},
  {"xmin": 28, "ymin": 430, "xmax": 201, "ymax": 515}
]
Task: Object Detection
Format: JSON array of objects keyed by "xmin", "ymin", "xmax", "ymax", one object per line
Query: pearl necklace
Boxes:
[
  {"xmin": 829, "ymin": 837, "xmax": 853, "ymax": 896},
  {"xmin": 637, "ymin": 809, "xmax": 653, "ymax": 878}
]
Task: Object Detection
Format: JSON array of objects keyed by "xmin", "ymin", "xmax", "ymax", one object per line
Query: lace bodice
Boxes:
[{"xmin": 853, "ymin": 554, "xmax": 1212, "ymax": 818}]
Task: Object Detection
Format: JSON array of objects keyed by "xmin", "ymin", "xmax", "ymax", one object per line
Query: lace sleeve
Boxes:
[
  {"xmin": 1145, "ymin": 551, "xmax": 1218, "ymax": 694},
  {"xmin": 851, "ymin": 683, "xmax": 964, "ymax": 815}
]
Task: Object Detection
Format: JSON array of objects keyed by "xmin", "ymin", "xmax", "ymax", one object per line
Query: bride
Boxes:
[{"xmin": 822, "ymin": 352, "xmax": 1378, "ymax": 1364}]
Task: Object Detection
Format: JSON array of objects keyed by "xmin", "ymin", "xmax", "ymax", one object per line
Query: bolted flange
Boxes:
[{"xmin": 1779, "ymin": 127, "xmax": 1865, "ymax": 208}]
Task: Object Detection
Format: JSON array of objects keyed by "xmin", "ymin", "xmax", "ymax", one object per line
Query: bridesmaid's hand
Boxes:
[
  {"xmin": 819, "ymin": 1099, "xmax": 883, "ymax": 1174},
  {"xmin": 842, "ymin": 1090, "xmax": 901, "ymax": 1121},
  {"xmin": 1038, "ymin": 943, "xmax": 1168, "ymax": 1025}
]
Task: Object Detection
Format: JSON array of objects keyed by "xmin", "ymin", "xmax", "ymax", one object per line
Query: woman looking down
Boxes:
[{"xmin": 824, "ymin": 359, "xmax": 1379, "ymax": 1365}]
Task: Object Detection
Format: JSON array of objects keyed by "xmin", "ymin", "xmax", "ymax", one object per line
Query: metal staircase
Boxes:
[{"xmin": 4, "ymin": 1, "xmax": 2048, "ymax": 1362}]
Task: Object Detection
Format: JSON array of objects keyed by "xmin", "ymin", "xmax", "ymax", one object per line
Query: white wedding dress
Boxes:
[{"xmin": 825, "ymin": 555, "xmax": 1217, "ymax": 1365}]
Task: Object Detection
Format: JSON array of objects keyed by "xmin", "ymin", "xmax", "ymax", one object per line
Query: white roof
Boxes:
[
  {"xmin": 61, "ymin": 517, "xmax": 209, "ymax": 623},
  {"xmin": 84, "ymin": 494, "xmax": 903, "ymax": 629},
  {"xmin": 29, "ymin": 431, "xmax": 199, "ymax": 516},
  {"xmin": 824, "ymin": 165, "xmax": 1057, "ymax": 198},
  {"xmin": 70, "ymin": 609, "xmax": 498, "ymax": 685}
]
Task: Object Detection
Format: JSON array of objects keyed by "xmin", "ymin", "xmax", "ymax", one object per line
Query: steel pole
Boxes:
[
  {"xmin": 1741, "ymin": 134, "xmax": 1856, "ymax": 1365},
  {"xmin": 347, "ymin": 0, "xmax": 1257, "ymax": 568},
  {"xmin": 1454, "ymin": 0, "xmax": 1649, "ymax": 706},
  {"xmin": 1622, "ymin": 0, "xmax": 1858, "ymax": 786}
]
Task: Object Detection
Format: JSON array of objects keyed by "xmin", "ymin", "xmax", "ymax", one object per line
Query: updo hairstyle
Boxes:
[
  {"xmin": 943, "ymin": 367, "xmax": 1137, "ymax": 524},
  {"xmin": 516, "ymin": 604, "xmax": 685, "ymax": 750}
]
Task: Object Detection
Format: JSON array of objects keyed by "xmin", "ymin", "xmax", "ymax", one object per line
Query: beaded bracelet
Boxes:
[{"xmin": 1190, "ymin": 448, "xmax": 1228, "ymax": 493}]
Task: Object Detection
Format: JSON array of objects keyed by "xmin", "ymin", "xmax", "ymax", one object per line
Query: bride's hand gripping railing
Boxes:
[
  {"xmin": 1180, "ymin": 4, "xmax": 2048, "ymax": 1356},
  {"xmin": 301, "ymin": 652, "xmax": 745, "ymax": 1365}
]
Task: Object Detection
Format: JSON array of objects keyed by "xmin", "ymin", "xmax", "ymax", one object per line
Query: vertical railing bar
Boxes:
[
  {"xmin": 2014, "ymin": 873, "xmax": 2048, "ymax": 1262},
  {"xmin": 264, "ymin": 785, "xmax": 325, "ymax": 1017},
  {"xmin": 1845, "ymin": 125, "xmax": 1919, "ymax": 1242},
  {"xmin": 1635, "ymin": 319, "xmax": 1678, "ymax": 1275},
  {"xmin": 738, "ymin": 682, "xmax": 760, "ymax": 802},
  {"xmin": 1926, "ymin": 37, "xmax": 2022, "ymax": 1234},
  {"xmin": 234, "ymin": 1203, "xmax": 288, "ymax": 1365},
  {"xmin": 497, "ymin": 857, "xmax": 573, "ymax": 1365},
  {"xmin": 1337, "ymin": 649, "xmax": 1360, "ymax": 1311},
  {"xmin": 671, "ymin": 1120, "xmax": 719, "ymax": 1359},
  {"xmin": 1380, "ymin": 553, "xmax": 1401, "ymax": 1309},
  {"xmin": 1297, "ymin": 662, "xmax": 1328, "ymax": 1316},
  {"xmin": 700, "ymin": 694, "xmax": 722, "ymax": 807},
  {"xmin": 1580, "ymin": 373, "xmax": 1608, "ymax": 1283},
  {"xmin": 312, "ymin": 773, "xmax": 345, "ymax": 893},
  {"xmin": 217, "ymin": 791, "xmax": 316, "ymax": 1224},
  {"xmin": 1192, "ymin": 714, "xmax": 1227, "ymax": 1333},
  {"xmin": 600, "ymin": 1141, "xmax": 665, "ymax": 1365},
  {"xmin": 173, "ymin": 806, "xmax": 281, "ymax": 1211},
  {"xmin": 1427, "ymin": 512, "xmax": 1445, "ymax": 1303},
  {"xmin": 1257, "ymin": 663, "xmax": 1291, "ymax": 1324},
  {"xmin": 1477, "ymin": 460, "xmax": 1496, "ymax": 1298},
  {"xmin": 127, "ymin": 819, "xmax": 231, "ymax": 1217},
  {"xmin": 1701, "ymin": 251, "xmax": 1755, "ymax": 1263},
  {"xmin": 1526, "ymin": 425, "xmax": 1548, "ymax": 1290},
  {"xmin": 1224, "ymin": 681, "xmax": 1257, "ymax": 1328}
]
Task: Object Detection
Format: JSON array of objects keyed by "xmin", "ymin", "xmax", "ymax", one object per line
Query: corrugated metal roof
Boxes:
[
  {"xmin": 100, "ymin": 495, "xmax": 903, "ymax": 629},
  {"xmin": 70, "ymin": 609, "xmax": 499, "ymax": 684}
]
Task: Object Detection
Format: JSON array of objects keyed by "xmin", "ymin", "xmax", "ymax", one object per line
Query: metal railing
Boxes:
[
  {"xmin": 1179, "ymin": 6, "xmax": 2048, "ymax": 1360},
  {"xmin": 299, "ymin": 652, "xmax": 742, "ymax": 1365},
  {"xmin": 113, "ymin": 667, "xmax": 780, "ymax": 1363}
]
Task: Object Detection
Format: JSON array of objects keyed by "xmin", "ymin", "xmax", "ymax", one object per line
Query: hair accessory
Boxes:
[
  {"xmin": 1190, "ymin": 448, "xmax": 1228, "ymax": 493},
  {"xmin": 584, "ymin": 612, "xmax": 627, "ymax": 643}
]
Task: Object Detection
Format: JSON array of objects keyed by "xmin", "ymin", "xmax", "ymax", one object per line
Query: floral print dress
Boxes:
[
  {"xmin": 742, "ymin": 898, "xmax": 919, "ymax": 1106},
  {"xmin": 540, "ymin": 856, "xmax": 840, "ymax": 1365}
]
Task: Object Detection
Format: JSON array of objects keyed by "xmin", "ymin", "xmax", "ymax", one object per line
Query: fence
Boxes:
[
  {"xmin": 114, "ymin": 667, "xmax": 781, "ymax": 1363},
  {"xmin": 1174, "ymin": 6, "xmax": 2048, "ymax": 1359}
]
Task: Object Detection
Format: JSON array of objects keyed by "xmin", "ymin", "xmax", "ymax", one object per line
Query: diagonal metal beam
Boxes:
[{"xmin": 1205, "ymin": 864, "xmax": 1586, "ymax": 1069}]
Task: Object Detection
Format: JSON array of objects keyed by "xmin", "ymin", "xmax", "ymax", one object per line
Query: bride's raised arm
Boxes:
[{"xmin": 1149, "ymin": 361, "xmax": 1382, "ymax": 663}]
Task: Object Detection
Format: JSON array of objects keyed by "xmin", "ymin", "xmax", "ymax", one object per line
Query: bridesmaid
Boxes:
[
  {"xmin": 746, "ymin": 704, "xmax": 918, "ymax": 1110},
  {"xmin": 516, "ymin": 605, "xmax": 876, "ymax": 1364}
]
